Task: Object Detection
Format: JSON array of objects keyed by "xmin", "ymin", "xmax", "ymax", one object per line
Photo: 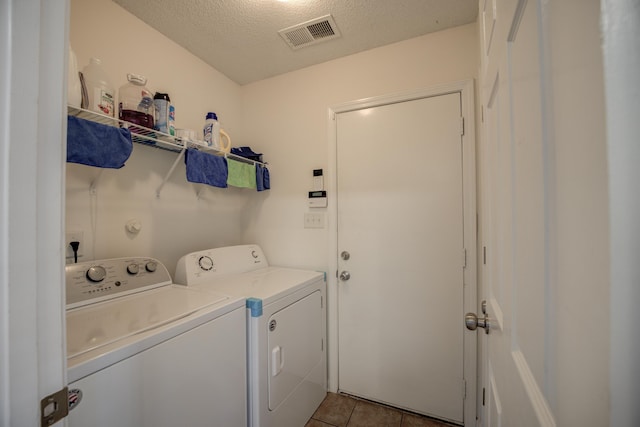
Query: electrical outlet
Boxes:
[
  {"xmin": 66, "ymin": 231, "xmax": 84, "ymax": 261},
  {"xmin": 304, "ymin": 213, "xmax": 325, "ymax": 229}
]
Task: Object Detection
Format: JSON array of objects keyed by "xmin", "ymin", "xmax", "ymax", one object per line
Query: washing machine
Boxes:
[
  {"xmin": 65, "ymin": 256, "xmax": 247, "ymax": 427},
  {"xmin": 175, "ymin": 245, "xmax": 327, "ymax": 427}
]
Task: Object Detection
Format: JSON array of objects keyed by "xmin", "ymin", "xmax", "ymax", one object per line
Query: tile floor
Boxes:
[{"xmin": 306, "ymin": 392, "xmax": 459, "ymax": 427}]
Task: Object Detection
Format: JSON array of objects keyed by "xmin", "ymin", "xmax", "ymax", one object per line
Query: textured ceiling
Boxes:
[{"xmin": 112, "ymin": 0, "xmax": 478, "ymax": 85}]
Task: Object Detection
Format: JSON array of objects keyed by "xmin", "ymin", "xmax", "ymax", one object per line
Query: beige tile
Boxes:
[
  {"xmin": 401, "ymin": 413, "xmax": 453, "ymax": 427},
  {"xmin": 347, "ymin": 400, "xmax": 402, "ymax": 427},
  {"xmin": 312, "ymin": 392, "xmax": 357, "ymax": 427},
  {"xmin": 306, "ymin": 419, "xmax": 336, "ymax": 427}
]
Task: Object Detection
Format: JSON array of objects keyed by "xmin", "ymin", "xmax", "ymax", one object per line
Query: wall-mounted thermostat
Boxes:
[{"xmin": 308, "ymin": 190, "xmax": 327, "ymax": 208}]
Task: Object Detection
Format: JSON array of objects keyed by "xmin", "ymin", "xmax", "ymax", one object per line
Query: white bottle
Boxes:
[
  {"xmin": 203, "ymin": 112, "xmax": 220, "ymax": 149},
  {"xmin": 81, "ymin": 57, "xmax": 115, "ymax": 117},
  {"xmin": 67, "ymin": 46, "xmax": 82, "ymax": 108}
]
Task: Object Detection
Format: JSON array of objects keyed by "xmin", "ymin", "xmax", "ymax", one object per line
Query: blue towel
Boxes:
[
  {"xmin": 67, "ymin": 115, "xmax": 132, "ymax": 168},
  {"xmin": 256, "ymin": 165, "xmax": 265, "ymax": 191},
  {"xmin": 263, "ymin": 167, "xmax": 270, "ymax": 190},
  {"xmin": 256, "ymin": 165, "xmax": 271, "ymax": 191},
  {"xmin": 184, "ymin": 148, "xmax": 228, "ymax": 188}
]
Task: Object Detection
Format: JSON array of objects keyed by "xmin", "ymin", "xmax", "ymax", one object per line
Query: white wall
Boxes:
[
  {"xmin": 240, "ymin": 23, "xmax": 479, "ymax": 271},
  {"xmin": 68, "ymin": 0, "xmax": 260, "ymax": 275}
]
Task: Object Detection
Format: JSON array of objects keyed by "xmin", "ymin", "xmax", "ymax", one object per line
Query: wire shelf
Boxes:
[
  {"xmin": 68, "ymin": 106, "xmax": 267, "ymax": 197},
  {"xmin": 67, "ymin": 106, "xmax": 266, "ymax": 166}
]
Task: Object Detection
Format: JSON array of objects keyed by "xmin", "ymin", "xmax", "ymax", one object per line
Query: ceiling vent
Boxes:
[{"xmin": 279, "ymin": 15, "xmax": 341, "ymax": 50}]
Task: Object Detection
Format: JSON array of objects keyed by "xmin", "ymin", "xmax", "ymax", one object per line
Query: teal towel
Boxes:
[{"xmin": 227, "ymin": 159, "xmax": 257, "ymax": 189}]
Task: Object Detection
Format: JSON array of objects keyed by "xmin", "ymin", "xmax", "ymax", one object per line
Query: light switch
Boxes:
[{"xmin": 304, "ymin": 213, "xmax": 325, "ymax": 229}]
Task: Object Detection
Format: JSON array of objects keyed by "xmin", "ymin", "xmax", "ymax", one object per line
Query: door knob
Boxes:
[
  {"xmin": 339, "ymin": 271, "xmax": 351, "ymax": 281},
  {"xmin": 465, "ymin": 312, "xmax": 490, "ymax": 334}
]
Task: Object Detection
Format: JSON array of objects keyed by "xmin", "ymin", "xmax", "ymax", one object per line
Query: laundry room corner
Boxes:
[{"xmin": 67, "ymin": 0, "xmax": 255, "ymax": 276}]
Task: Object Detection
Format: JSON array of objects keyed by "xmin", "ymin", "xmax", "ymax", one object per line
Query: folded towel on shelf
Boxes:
[
  {"xmin": 256, "ymin": 164, "xmax": 271, "ymax": 191},
  {"xmin": 230, "ymin": 146, "xmax": 263, "ymax": 163},
  {"xmin": 67, "ymin": 115, "xmax": 132, "ymax": 168},
  {"xmin": 184, "ymin": 148, "xmax": 228, "ymax": 188},
  {"xmin": 227, "ymin": 159, "xmax": 257, "ymax": 189}
]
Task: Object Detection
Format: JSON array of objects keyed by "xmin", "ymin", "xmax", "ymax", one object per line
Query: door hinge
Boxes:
[
  {"xmin": 481, "ymin": 105, "xmax": 484, "ymax": 123},
  {"xmin": 462, "ymin": 379, "xmax": 467, "ymax": 399},
  {"xmin": 483, "ymin": 387, "xmax": 486, "ymax": 406},
  {"xmin": 321, "ymin": 295, "xmax": 324, "ymax": 309},
  {"xmin": 460, "ymin": 117, "xmax": 465, "ymax": 136},
  {"xmin": 462, "ymin": 248, "xmax": 467, "ymax": 268},
  {"xmin": 41, "ymin": 387, "xmax": 69, "ymax": 426},
  {"xmin": 483, "ymin": 246, "xmax": 487, "ymax": 265}
]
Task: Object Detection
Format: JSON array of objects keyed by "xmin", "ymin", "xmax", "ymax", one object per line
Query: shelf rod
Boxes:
[{"xmin": 156, "ymin": 148, "xmax": 186, "ymax": 198}]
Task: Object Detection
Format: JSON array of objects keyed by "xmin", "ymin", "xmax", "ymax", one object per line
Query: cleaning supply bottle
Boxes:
[
  {"xmin": 81, "ymin": 57, "xmax": 115, "ymax": 116},
  {"xmin": 168, "ymin": 104, "xmax": 175, "ymax": 136},
  {"xmin": 203, "ymin": 112, "xmax": 220, "ymax": 148},
  {"xmin": 154, "ymin": 92, "xmax": 174, "ymax": 135},
  {"xmin": 118, "ymin": 74, "xmax": 154, "ymax": 129}
]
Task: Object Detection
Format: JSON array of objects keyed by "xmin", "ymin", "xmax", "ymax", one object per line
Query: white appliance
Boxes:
[
  {"xmin": 65, "ymin": 257, "xmax": 247, "ymax": 427},
  {"xmin": 175, "ymin": 245, "xmax": 327, "ymax": 427}
]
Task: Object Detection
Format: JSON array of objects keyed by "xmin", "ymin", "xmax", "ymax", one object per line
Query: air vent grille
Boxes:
[
  {"xmin": 279, "ymin": 15, "xmax": 341, "ymax": 50},
  {"xmin": 307, "ymin": 21, "xmax": 335, "ymax": 39}
]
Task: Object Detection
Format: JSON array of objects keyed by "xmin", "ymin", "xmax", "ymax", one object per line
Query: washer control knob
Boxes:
[
  {"xmin": 145, "ymin": 261, "xmax": 157, "ymax": 273},
  {"xmin": 127, "ymin": 263, "xmax": 140, "ymax": 275},
  {"xmin": 198, "ymin": 256, "xmax": 214, "ymax": 271},
  {"xmin": 86, "ymin": 265, "xmax": 107, "ymax": 283}
]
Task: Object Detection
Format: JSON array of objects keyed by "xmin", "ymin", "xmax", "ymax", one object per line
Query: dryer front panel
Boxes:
[{"xmin": 267, "ymin": 290, "xmax": 323, "ymax": 410}]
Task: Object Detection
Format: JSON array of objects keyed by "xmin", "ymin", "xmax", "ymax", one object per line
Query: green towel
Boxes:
[{"xmin": 227, "ymin": 159, "xmax": 257, "ymax": 189}]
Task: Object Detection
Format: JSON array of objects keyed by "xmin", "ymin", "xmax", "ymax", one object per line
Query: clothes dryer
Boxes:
[{"xmin": 175, "ymin": 245, "xmax": 327, "ymax": 427}]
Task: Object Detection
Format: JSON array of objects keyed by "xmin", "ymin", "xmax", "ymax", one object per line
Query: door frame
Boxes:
[
  {"xmin": 1, "ymin": 0, "xmax": 68, "ymax": 425},
  {"xmin": 326, "ymin": 79, "xmax": 477, "ymax": 425}
]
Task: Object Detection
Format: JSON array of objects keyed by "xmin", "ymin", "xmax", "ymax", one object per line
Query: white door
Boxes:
[
  {"xmin": 336, "ymin": 92, "xmax": 467, "ymax": 423},
  {"xmin": 476, "ymin": 1, "xmax": 609, "ymax": 425},
  {"xmin": 479, "ymin": 2, "xmax": 554, "ymax": 424}
]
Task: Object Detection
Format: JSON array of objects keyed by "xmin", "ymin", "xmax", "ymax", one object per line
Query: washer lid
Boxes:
[{"xmin": 66, "ymin": 285, "xmax": 228, "ymax": 359}]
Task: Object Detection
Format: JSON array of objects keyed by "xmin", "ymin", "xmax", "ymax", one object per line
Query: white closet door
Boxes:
[{"xmin": 337, "ymin": 92, "xmax": 465, "ymax": 423}]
